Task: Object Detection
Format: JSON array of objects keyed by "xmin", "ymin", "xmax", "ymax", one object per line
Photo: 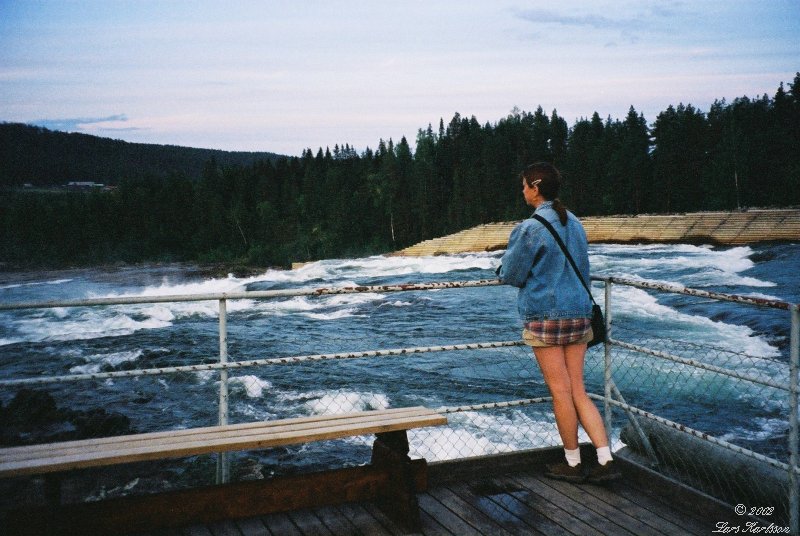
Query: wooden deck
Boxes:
[{"xmin": 134, "ymin": 454, "xmax": 743, "ymax": 536}]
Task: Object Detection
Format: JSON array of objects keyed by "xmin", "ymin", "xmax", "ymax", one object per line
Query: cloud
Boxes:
[
  {"xmin": 31, "ymin": 114, "xmax": 135, "ymax": 132},
  {"xmin": 515, "ymin": 9, "xmax": 641, "ymax": 32},
  {"xmin": 513, "ymin": 4, "xmax": 677, "ymax": 46}
]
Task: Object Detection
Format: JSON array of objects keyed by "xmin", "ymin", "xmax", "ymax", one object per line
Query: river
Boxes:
[{"xmin": 1, "ymin": 242, "xmax": 797, "ymax": 496}]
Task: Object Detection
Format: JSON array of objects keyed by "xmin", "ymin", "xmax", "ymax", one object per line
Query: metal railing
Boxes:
[{"xmin": 0, "ymin": 277, "xmax": 797, "ymax": 532}]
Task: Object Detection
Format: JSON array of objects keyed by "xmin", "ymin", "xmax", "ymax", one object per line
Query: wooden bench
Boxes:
[{"xmin": 1, "ymin": 406, "xmax": 447, "ymax": 535}]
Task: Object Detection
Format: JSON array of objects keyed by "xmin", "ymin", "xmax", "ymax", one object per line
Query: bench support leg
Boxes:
[{"xmin": 371, "ymin": 430, "xmax": 422, "ymax": 532}]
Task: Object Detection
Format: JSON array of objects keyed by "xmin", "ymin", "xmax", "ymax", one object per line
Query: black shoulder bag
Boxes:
[{"xmin": 533, "ymin": 214, "xmax": 607, "ymax": 347}]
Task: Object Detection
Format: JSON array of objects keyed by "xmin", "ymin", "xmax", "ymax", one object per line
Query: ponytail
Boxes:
[{"xmin": 552, "ymin": 198, "xmax": 568, "ymax": 226}]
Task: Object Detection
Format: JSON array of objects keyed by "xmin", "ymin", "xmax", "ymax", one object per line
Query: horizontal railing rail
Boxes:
[
  {"xmin": 597, "ymin": 275, "xmax": 794, "ymax": 310},
  {"xmin": 0, "ymin": 279, "xmax": 503, "ymax": 311},
  {"xmin": 0, "ymin": 340, "xmax": 527, "ymax": 387},
  {"xmin": 2, "ymin": 275, "xmax": 794, "ymax": 311}
]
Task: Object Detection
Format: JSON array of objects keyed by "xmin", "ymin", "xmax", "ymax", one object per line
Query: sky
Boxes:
[{"xmin": 1, "ymin": 1, "xmax": 798, "ymax": 156}]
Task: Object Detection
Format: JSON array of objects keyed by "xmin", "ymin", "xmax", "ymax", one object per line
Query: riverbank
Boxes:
[{"xmin": 393, "ymin": 208, "xmax": 800, "ymax": 257}]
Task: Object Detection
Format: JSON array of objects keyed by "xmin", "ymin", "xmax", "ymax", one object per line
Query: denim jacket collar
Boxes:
[{"xmin": 532, "ymin": 201, "xmax": 553, "ymax": 218}]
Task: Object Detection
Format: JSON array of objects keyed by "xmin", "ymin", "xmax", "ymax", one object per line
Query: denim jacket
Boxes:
[{"xmin": 499, "ymin": 201, "xmax": 593, "ymax": 322}]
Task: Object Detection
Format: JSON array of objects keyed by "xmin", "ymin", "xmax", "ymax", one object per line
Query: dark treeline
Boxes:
[
  {"xmin": 0, "ymin": 122, "xmax": 283, "ymax": 187},
  {"xmin": 1, "ymin": 75, "xmax": 799, "ymax": 269}
]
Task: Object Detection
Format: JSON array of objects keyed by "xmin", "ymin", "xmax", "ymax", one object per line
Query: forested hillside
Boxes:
[
  {"xmin": 1, "ymin": 75, "xmax": 798, "ymax": 269},
  {"xmin": 0, "ymin": 123, "xmax": 283, "ymax": 187}
]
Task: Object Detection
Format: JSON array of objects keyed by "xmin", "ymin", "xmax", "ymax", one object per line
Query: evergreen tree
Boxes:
[
  {"xmin": 607, "ymin": 107, "xmax": 651, "ymax": 214},
  {"xmin": 652, "ymin": 104, "xmax": 708, "ymax": 213}
]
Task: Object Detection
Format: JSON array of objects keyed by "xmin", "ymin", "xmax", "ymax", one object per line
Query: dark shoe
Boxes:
[
  {"xmin": 586, "ymin": 460, "xmax": 622, "ymax": 483},
  {"xmin": 544, "ymin": 462, "xmax": 585, "ymax": 482}
]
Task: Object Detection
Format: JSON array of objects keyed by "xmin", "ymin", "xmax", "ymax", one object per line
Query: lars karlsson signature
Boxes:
[{"xmin": 713, "ymin": 522, "xmax": 789, "ymax": 533}]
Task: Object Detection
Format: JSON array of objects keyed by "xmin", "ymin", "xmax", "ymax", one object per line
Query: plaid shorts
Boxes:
[{"xmin": 522, "ymin": 317, "xmax": 592, "ymax": 347}]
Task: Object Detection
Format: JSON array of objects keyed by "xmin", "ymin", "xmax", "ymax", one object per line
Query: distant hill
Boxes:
[{"xmin": 0, "ymin": 122, "xmax": 286, "ymax": 187}]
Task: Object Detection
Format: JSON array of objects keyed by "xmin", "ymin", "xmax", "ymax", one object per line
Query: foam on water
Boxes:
[
  {"xmin": 50, "ymin": 253, "xmax": 496, "ymax": 333},
  {"xmin": 234, "ymin": 403, "xmax": 278, "ymax": 422},
  {"xmin": 590, "ymin": 244, "xmax": 775, "ymax": 288},
  {"xmin": 95, "ymin": 275, "xmax": 258, "ymax": 320},
  {"xmin": 2, "ymin": 272, "xmax": 261, "ymax": 345},
  {"xmin": 69, "ymin": 350, "xmax": 143, "ymax": 374},
  {"xmin": 7, "ymin": 308, "xmax": 173, "ymax": 344},
  {"xmin": 303, "ymin": 309, "xmax": 362, "ymax": 321},
  {"xmin": 302, "ymin": 391, "xmax": 391, "ymax": 415},
  {"xmin": 610, "ymin": 285, "xmax": 780, "ymax": 358},
  {"xmin": 295, "ymin": 253, "xmax": 497, "ymax": 281},
  {"xmin": 228, "ymin": 375, "xmax": 272, "ymax": 398},
  {"xmin": 721, "ymin": 417, "xmax": 788, "ymax": 444},
  {"xmin": 246, "ymin": 291, "xmax": 383, "ymax": 321},
  {"xmin": 0, "ymin": 245, "xmax": 782, "ymax": 375},
  {"xmin": 0, "ymin": 278, "xmax": 72, "ymax": 291}
]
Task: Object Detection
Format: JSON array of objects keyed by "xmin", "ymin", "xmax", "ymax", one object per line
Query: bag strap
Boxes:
[{"xmin": 532, "ymin": 214, "xmax": 597, "ymax": 305}]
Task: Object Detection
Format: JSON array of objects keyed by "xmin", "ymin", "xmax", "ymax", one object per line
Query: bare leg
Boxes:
[
  {"xmin": 533, "ymin": 345, "xmax": 579, "ymax": 449},
  {"xmin": 533, "ymin": 343, "xmax": 609, "ymax": 450},
  {"xmin": 563, "ymin": 343, "xmax": 609, "ymax": 448}
]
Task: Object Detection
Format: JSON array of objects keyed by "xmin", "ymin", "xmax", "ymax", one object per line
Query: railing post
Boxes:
[
  {"xmin": 216, "ymin": 298, "xmax": 230, "ymax": 484},
  {"xmin": 790, "ymin": 304, "xmax": 799, "ymax": 535},
  {"xmin": 604, "ymin": 280, "xmax": 613, "ymax": 436}
]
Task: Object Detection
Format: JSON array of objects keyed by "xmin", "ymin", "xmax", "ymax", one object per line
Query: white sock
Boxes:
[
  {"xmin": 564, "ymin": 447, "xmax": 581, "ymax": 467},
  {"xmin": 596, "ymin": 446, "xmax": 613, "ymax": 466}
]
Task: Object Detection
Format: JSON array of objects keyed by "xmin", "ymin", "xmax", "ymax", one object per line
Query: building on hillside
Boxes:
[{"xmin": 65, "ymin": 181, "xmax": 105, "ymax": 190}]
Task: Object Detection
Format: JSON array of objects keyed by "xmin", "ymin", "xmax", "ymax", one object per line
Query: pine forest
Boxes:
[{"xmin": 1, "ymin": 75, "xmax": 799, "ymax": 269}]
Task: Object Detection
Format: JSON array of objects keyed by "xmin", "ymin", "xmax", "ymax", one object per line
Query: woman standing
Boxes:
[{"xmin": 499, "ymin": 162, "xmax": 620, "ymax": 483}]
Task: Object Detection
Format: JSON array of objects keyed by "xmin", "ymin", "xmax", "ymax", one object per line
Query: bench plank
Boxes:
[
  {"xmin": 1, "ymin": 406, "xmax": 434, "ymax": 457},
  {"xmin": 0, "ymin": 406, "xmax": 436, "ymax": 460},
  {"xmin": 1, "ymin": 409, "xmax": 442, "ymax": 463},
  {"xmin": 0, "ymin": 407, "xmax": 446, "ymax": 477}
]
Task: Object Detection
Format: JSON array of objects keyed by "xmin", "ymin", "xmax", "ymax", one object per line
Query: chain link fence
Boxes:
[
  {"xmin": 595, "ymin": 277, "xmax": 798, "ymax": 529},
  {"xmin": 0, "ymin": 278, "xmax": 797, "ymax": 530}
]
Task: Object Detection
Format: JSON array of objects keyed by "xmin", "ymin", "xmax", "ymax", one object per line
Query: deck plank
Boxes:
[
  {"xmin": 418, "ymin": 492, "xmax": 485, "ymax": 535},
  {"xmin": 415, "ymin": 508, "xmax": 453, "ymax": 536},
  {"xmin": 446, "ymin": 480, "xmax": 547, "ymax": 536},
  {"xmin": 206, "ymin": 520, "xmax": 243, "ymax": 536},
  {"xmin": 235, "ymin": 517, "xmax": 270, "ymax": 536},
  {"xmin": 579, "ymin": 478, "xmax": 701, "ymax": 535},
  {"xmin": 610, "ymin": 483, "xmax": 707, "ymax": 535},
  {"xmin": 538, "ymin": 476, "xmax": 667, "ymax": 536},
  {"xmin": 493, "ymin": 474, "xmax": 605, "ymax": 536},
  {"xmin": 621, "ymin": 477, "xmax": 741, "ymax": 534},
  {"xmin": 360, "ymin": 502, "xmax": 413, "ymax": 536},
  {"xmin": 510, "ymin": 473, "xmax": 639, "ymax": 536},
  {"xmin": 427, "ymin": 485, "xmax": 516, "ymax": 535},
  {"xmin": 335, "ymin": 502, "xmax": 395, "ymax": 536},
  {"xmin": 183, "ymin": 525, "xmax": 214, "ymax": 536},
  {"xmin": 287, "ymin": 510, "xmax": 334, "ymax": 536},
  {"xmin": 312, "ymin": 505, "xmax": 361, "ymax": 535},
  {"xmin": 259, "ymin": 512, "xmax": 302, "ymax": 536}
]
